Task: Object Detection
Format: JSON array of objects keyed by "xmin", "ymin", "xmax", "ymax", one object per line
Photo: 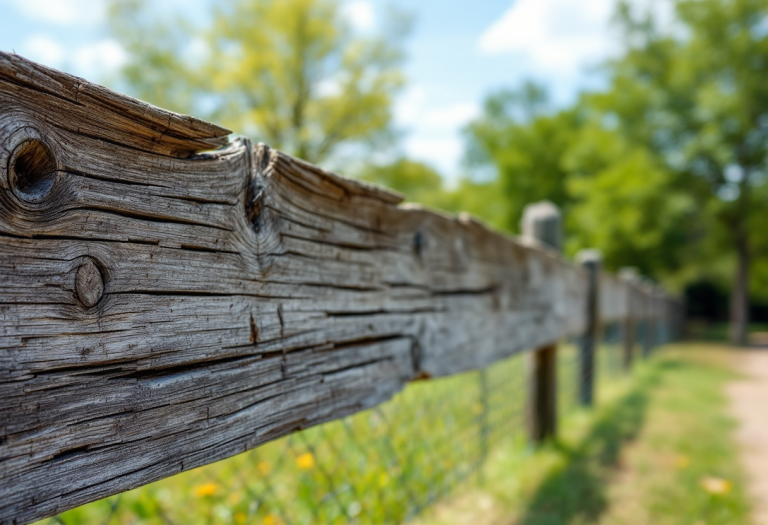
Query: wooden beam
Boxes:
[
  {"xmin": 0, "ymin": 53, "xmax": 676, "ymax": 524},
  {"xmin": 0, "ymin": 54, "xmax": 587, "ymax": 524}
]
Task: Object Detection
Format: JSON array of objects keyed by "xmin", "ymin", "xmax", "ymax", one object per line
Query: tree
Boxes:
[
  {"xmin": 603, "ymin": 0, "xmax": 768, "ymax": 345},
  {"xmin": 107, "ymin": 0, "xmax": 409, "ymax": 164},
  {"xmin": 563, "ymin": 119, "xmax": 698, "ymax": 279},
  {"xmin": 463, "ymin": 83, "xmax": 580, "ymax": 234},
  {"xmin": 359, "ymin": 157, "xmax": 445, "ymax": 204},
  {"xmin": 465, "ymin": 1, "xmax": 768, "ymax": 344},
  {"xmin": 359, "ymin": 157, "xmax": 512, "ymax": 232}
]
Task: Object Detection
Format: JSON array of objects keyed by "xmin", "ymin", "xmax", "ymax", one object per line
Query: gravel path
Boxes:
[{"xmin": 727, "ymin": 347, "xmax": 768, "ymax": 525}]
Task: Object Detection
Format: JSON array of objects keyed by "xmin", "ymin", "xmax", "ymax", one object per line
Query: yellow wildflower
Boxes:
[
  {"xmin": 263, "ymin": 514, "xmax": 282, "ymax": 525},
  {"xmin": 701, "ymin": 476, "xmax": 732, "ymax": 495},
  {"xmin": 193, "ymin": 482, "xmax": 219, "ymax": 498},
  {"xmin": 258, "ymin": 461, "xmax": 271, "ymax": 475},
  {"xmin": 233, "ymin": 511, "xmax": 247, "ymax": 524},
  {"xmin": 295, "ymin": 452, "xmax": 315, "ymax": 470}
]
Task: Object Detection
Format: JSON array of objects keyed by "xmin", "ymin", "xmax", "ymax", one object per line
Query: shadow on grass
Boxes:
[{"xmin": 516, "ymin": 364, "xmax": 667, "ymax": 525}]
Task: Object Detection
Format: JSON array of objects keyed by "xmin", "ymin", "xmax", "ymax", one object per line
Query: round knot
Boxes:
[{"xmin": 76, "ymin": 258, "xmax": 105, "ymax": 308}]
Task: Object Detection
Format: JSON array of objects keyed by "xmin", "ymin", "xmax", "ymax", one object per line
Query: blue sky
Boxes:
[{"xmin": 0, "ymin": 0, "xmax": 669, "ymax": 181}]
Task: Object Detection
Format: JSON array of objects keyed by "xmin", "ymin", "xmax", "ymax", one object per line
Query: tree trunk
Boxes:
[{"xmin": 730, "ymin": 233, "xmax": 750, "ymax": 346}]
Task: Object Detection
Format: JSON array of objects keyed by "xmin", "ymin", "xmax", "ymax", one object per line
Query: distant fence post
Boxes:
[
  {"xmin": 619, "ymin": 267, "xmax": 638, "ymax": 372},
  {"xmin": 654, "ymin": 285, "xmax": 665, "ymax": 347},
  {"xmin": 576, "ymin": 249, "xmax": 601, "ymax": 407},
  {"xmin": 522, "ymin": 201, "xmax": 561, "ymax": 443},
  {"xmin": 640, "ymin": 278, "xmax": 654, "ymax": 358}
]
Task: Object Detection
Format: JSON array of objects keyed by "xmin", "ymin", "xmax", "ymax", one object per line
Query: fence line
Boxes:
[{"xmin": 0, "ymin": 52, "xmax": 682, "ymax": 525}]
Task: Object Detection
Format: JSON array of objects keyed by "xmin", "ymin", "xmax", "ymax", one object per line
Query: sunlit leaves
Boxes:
[{"xmin": 107, "ymin": 0, "xmax": 408, "ymax": 164}]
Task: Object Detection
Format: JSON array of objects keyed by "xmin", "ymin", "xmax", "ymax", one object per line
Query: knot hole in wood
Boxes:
[
  {"xmin": 413, "ymin": 231, "xmax": 425, "ymax": 260},
  {"xmin": 75, "ymin": 257, "xmax": 106, "ymax": 309},
  {"xmin": 8, "ymin": 138, "xmax": 59, "ymax": 203}
]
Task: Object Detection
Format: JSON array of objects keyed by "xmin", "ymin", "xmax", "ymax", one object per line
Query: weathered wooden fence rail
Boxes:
[{"xmin": 0, "ymin": 53, "xmax": 682, "ymax": 524}]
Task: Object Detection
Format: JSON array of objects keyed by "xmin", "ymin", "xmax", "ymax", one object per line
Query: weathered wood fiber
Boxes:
[
  {"xmin": 599, "ymin": 273, "xmax": 629, "ymax": 321},
  {"xmin": 0, "ymin": 53, "xmax": 671, "ymax": 524}
]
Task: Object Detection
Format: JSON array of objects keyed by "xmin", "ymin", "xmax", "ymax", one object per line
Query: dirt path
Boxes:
[{"xmin": 727, "ymin": 348, "xmax": 768, "ymax": 525}]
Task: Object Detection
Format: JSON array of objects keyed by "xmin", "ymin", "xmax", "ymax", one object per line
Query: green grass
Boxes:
[
  {"xmin": 413, "ymin": 343, "xmax": 752, "ymax": 525},
  {"xmin": 686, "ymin": 322, "xmax": 768, "ymax": 342}
]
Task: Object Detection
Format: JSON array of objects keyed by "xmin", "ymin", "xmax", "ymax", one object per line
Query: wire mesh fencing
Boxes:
[{"xmin": 41, "ymin": 320, "xmax": 669, "ymax": 525}]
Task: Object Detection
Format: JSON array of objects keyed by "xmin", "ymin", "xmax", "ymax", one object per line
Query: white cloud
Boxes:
[
  {"xmin": 478, "ymin": 0, "xmax": 674, "ymax": 78},
  {"xmin": 394, "ymin": 86, "xmax": 427, "ymax": 126},
  {"xmin": 342, "ymin": 0, "xmax": 375, "ymax": 32},
  {"xmin": 393, "ymin": 86, "xmax": 479, "ymax": 182},
  {"xmin": 8, "ymin": 0, "xmax": 106, "ymax": 25},
  {"xmin": 72, "ymin": 39, "xmax": 127, "ymax": 78},
  {"xmin": 21, "ymin": 34, "xmax": 64, "ymax": 67},
  {"xmin": 396, "ymin": 87, "xmax": 479, "ymax": 130},
  {"xmin": 185, "ymin": 37, "xmax": 210, "ymax": 63},
  {"xmin": 421, "ymin": 102, "xmax": 480, "ymax": 129},
  {"xmin": 316, "ymin": 78, "xmax": 343, "ymax": 98},
  {"xmin": 404, "ymin": 135, "xmax": 464, "ymax": 184}
]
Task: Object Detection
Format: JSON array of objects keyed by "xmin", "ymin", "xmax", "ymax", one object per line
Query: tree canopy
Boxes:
[
  {"xmin": 108, "ymin": 0, "xmax": 409, "ymax": 164},
  {"xmin": 462, "ymin": 0, "xmax": 768, "ymax": 344}
]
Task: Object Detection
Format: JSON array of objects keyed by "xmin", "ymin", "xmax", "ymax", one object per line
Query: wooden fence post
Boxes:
[
  {"xmin": 576, "ymin": 249, "xmax": 602, "ymax": 407},
  {"xmin": 640, "ymin": 279, "xmax": 654, "ymax": 358},
  {"xmin": 619, "ymin": 267, "xmax": 639, "ymax": 372},
  {"xmin": 522, "ymin": 201, "xmax": 562, "ymax": 443},
  {"xmin": 654, "ymin": 285, "xmax": 665, "ymax": 347}
]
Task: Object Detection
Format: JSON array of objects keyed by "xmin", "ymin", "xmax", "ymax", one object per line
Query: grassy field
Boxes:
[{"xmin": 414, "ymin": 343, "xmax": 752, "ymax": 525}]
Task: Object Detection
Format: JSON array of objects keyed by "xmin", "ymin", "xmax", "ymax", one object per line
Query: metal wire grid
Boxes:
[
  {"xmin": 557, "ymin": 338, "xmax": 581, "ymax": 417},
  {"xmin": 40, "ymin": 321, "xmax": 668, "ymax": 525},
  {"xmin": 597, "ymin": 322, "xmax": 624, "ymax": 379}
]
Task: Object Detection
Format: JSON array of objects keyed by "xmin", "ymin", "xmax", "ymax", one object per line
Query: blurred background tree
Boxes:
[
  {"xmin": 358, "ymin": 157, "xmax": 446, "ymax": 204},
  {"xmin": 461, "ymin": 0, "xmax": 768, "ymax": 345},
  {"xmin": 594, "ymin": 0, "xmax": 768, "ymax": 345},
  {"xmin": 462, "ymin": 83, "xmax": 578, "ymax": 232},
  {"xmin": 108, "ymin": 0, "xmax": 409, "ymax": 164}
]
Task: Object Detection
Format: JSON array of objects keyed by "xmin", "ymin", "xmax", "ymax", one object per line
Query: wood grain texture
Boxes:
[{"xmin": 0, "ymin": 53, "xmax": 675, "ymax": 524}]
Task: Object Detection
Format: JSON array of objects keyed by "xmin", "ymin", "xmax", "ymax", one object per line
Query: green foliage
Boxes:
[
  {"xmin": 358, "ymin": 157, "xmax": 510, "ymax": 232},
  {"xmin": 463, "ymin": 83, "xmax": 578, "ymax": 233},
  {"xmin": 107, "ymin": 0, "xmax": 409, "ymax": 164},
  {"xmin": 107, "ymin": 0, "xmax": 202, "ymax": 114},
  {"xmin": 601, "ymin": 0, "xmax": 768, "ymax": 329},
  {"xmin": 463, "ymin": 0, "xmax": 768, "ymax": 302},
  {"xmin": 563, "ymin": 123, "xmax": 698, "ymax": 282},
  {"xmin": 358, "ymin": 157, "xmax": 445, "ymax": 205}
]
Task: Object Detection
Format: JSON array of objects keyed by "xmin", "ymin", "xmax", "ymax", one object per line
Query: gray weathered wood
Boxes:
[
  {"xmin": 0, "ymin": 53, "xmax": 678, "ymax": 524},
  {"xmin": 576, "ymin": 249, "xmax": 601, "ymax": 407},
  {"xmin": 522, "ymin": 201, "xmax": 562, "ymax": 442}
]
